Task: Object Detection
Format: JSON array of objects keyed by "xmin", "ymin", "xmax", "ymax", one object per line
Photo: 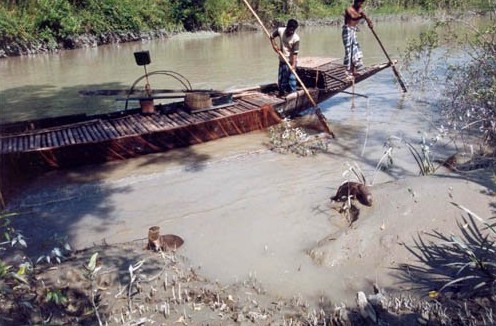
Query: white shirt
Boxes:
[{"xmin": 272, "ymin": 27, "xmax": 300, "ymax": 62}]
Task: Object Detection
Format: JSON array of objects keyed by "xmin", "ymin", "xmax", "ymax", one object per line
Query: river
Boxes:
[{"xmin": 0, "ymin": 18, "xmax": 475, "ymax": 304}]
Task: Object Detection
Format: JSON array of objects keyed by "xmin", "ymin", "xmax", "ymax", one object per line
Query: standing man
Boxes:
[
  {"xmin": 342, "ymin": 0, "xmax": 373, "ymax": 74},
  {"xmin": 270, "ymin": 19, "xmax": 300, "ymax": 97}
]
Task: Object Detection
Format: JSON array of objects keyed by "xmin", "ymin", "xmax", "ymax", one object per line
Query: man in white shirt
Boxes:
[{"xmin": 270, "ymin": 19, "xmax": 300, "ymax": 96}]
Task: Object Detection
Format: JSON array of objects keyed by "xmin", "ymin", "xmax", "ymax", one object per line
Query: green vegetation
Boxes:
[
  {"xmin": 403, "ymin": 12, "xmax": 496, "ymax": 149},
  {"xmin": 0, "ymin": 0, "xmax": 491, "ymax": 49}
]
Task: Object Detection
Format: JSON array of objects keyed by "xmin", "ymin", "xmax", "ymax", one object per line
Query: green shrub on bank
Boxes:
[
  {"xmin": 0, "ymin": 6, "xmax": 33, "ymax": 41},
  {"xmin": 0, "ymin": 0, "xmax": 492, "ymax": 47},
  {"xmin": 204, "ymin": 0, "xmax": 241, "ymax": 31}
]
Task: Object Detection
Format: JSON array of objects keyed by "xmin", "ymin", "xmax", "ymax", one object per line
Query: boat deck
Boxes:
[{"xmin": 0, "ymin": 92, "xmax": 284, "ymax": 156}]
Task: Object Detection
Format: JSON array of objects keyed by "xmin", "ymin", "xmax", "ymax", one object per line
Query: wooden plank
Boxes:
[
  {"xmin": 146, "ymin": 115, "xmax": 165, "ymax": 131},
  {"xmin": 105, "ymin": 120, "xmax": 123, "ymax": 138},
  {"xmin": 39, "ymin": 133, "xmax": 47, "ymax": 148},
  {"xmin": 8, "ymin": 138, "xmax": 14, "ymax": 152},
  {"xmin": 146, "ymin": 115, "xmax": 166, "ymax": 129},
  {"xmin": 90, "ymin": 121, "xmax": 111, "ymax": 141},
  {"xmin": 143, "ymin": 115, "xmax": 163, "ymax": 130},
  {"xmin": 237, "ymin": 101, "xmax": 259, "ymax": 111},
  {"xmin": 54, "ymin": 131, "xmax": 65, "ymax": 147},
  {"xmin": 176, "ymin": 110, "xmax": 203, "ymax": 124},
  {"xmin": 297, "ymin": 57, "xmax": 339, "ymax": 69},
  {"xmin": 58, "ymin": 129, "xmax": 67, "ymax": 145},
  {"xmin": 156, "ymin": 115, "xmax": 177, "ymax": 128},
  {"xmin": 242, "ymin": 97, "xmax": 271, "ymax": 108},
  {"xmin": 112, "ymin": 119, "xmax": 131, "ymax": 136},
  {"xmin": 15, "ymin": 136, "xmax": 22, "ymax": 152},
  {"xmin": 75, "ymin": 127, "xmax": 86, "ymax": 143},
  {"xmin": 28, "ymin": 134, "xmax": 35, "ymax": 150},
  {"xmin": 98, "ymin": 121, "xmax": 119, "ymax": 139},
  {"xmin": 1, "ymin": 118, "xmax": 101, "ymax": 138},
  {"xmin": 5, "ymin": 137, "xmax": 11, "ymax": 153},
  {"xmin": 168, "ymin": 113, "xmax": 188, "ymax": 126},
  {"xmin": 14, "ymin": 137, "xmax": 19, "ymax": 152},
  {"xmin": 50, "ymin": 131, "xmax": 59, "ymax": 147},
  {"xmin": 9, "ymin": 137, "xmax": 16, "ymax": 152},
  {"xmin": 63, "ymin": 129, "xmax": 75, "ymax": 145},
  {"xmin": 125, "ymin": 117, "xmax": 144, "ymax": 134},
  {"xmin": 70, "ymin": 127, "xmax": 82, "ymax": 143},
  {"xmin": 66, "ymin": 129, "xmax": 77, "ymax": 145},
  {"xmin": 88, "ymin": 123, "xmax": 106, "ymax": 141},
  {"xmin": 127, "ymin": 115, "xmax": 150, "ymax": 134},
  {"xmin": 203, "ymin": 110, "xmax": 224, "ymax": 119},
  {"xmin": 178, "ymin": 111, "xmax": 198, "ymax": 124},
  {"xmin": 171, "ymin": 111, "xmax": 194, "ymax": 125},
  {"xmin": 55, "ymin": 130, "xmax": 69, "ymax": 146},
  {"xmin": 73, "ymin": 126, "xmax": 86, "ymax": 143},
  {"xmin": 224, "ymin": 105, "xmax": 246, "ymax": 114},
  {"xmin": 34, "ymin": 133, "xmax": 41, "ymax": 149},
  {"xmin": 46, "ymin": 132, "xmax": 53, "ymax": 148},
  {"xmin": 194, "ymin": 111, "xmax": 215, "ymax": 121},
  {"xmin": 1, "ymin": 138, "xmax": 7, "ymax": 153},
  {"xmin": 10, "ymin": 137, "xmax": 17, "ymax": 152},
  {"xmin": 80, "ymin": 125, "xmax": 94, "ymax": 142},
  {"xmin": 117, "ymin": 118, "xmax": 138, "ymax": 134}
]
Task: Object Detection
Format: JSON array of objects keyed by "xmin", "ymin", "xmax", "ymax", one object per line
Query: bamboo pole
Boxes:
[
  {"xmin": 241, "ymin": 0, "xmax": 334, "ymax": 137},
  {"xmin": 367, "ymin": 24, "xmax": 407, "ymax": 93}
]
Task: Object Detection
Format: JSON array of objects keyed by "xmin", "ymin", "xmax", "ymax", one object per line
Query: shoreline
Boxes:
[
  {"xmin": 0, "ymin": 12, "xmax": 485, "ymax": 58},
  {"xmin": 3, "ymin": 169, "xmax": 495, "ymax": 324}
]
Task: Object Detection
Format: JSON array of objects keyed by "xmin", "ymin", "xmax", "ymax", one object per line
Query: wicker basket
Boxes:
[{"xmin": 185, "ymin": 92, "xmax": 212, "ymax": 112}]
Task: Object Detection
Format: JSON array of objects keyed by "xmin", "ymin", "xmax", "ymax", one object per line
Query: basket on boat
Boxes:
[
  {"xmin": 139, "ymin": 98, "xmax": 155, "ymax": 114},
  {"xmin": 184, "ymin": 92, "xmax": 212, "ymax": 112}
]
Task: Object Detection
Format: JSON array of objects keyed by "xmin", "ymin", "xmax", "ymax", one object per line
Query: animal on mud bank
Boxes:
[
  {"xmin": 146, "ymin": 226, "xmax": 184, "ymax": 252},
  {"xmin": 331, "ymin": 181, "xmax": 373, "ymax": 207},
  {"xmin": 330, "ymin": 181, "xmax": 373, "ymax": 226}
]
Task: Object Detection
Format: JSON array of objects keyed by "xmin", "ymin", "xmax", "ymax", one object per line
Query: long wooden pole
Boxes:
[
  {"xmin": 368, "ymin": 25, "xmax": 408, "ymax": 93},
  {"xmin": 241, "ymin": 0, "xmax": 334, "ymax": 137}
]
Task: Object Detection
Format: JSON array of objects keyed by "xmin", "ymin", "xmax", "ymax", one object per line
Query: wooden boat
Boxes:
[{"xmin": 0, "ymin": 56, "xmax": 391, "ymax": 205}]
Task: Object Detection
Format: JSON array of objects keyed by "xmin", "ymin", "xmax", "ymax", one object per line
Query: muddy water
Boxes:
[
  {"xmin": 1, "ymin": 20, "xmax": 424, "ymax": 123},
  {"xmin": 2, "ymin": 20, "xmax": 457, "ymax": 303}
]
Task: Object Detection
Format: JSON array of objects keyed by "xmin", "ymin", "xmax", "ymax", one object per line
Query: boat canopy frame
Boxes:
[{"xmin": 125, "ymin": 70, "xmax": 194, "ymax": 110}]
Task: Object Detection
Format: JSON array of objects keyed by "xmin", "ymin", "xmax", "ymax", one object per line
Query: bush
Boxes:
[
  {"xmin": 442, "ymin": 24, "xmax": 496, "ymax": 147},
  {"xmin": 34, "ymin": 0, "xmax": 81, "ymax": 38},
  {"xmin": 204, "ymin": 0, "xmax": 241, "ymax": 31},
  {"xmin": 402, "ymin": 12, "xmax": 496, "ymax": 149},
  {"xmin": 0, "ymin": 6, "xmax": 33, "ymax": 41}
]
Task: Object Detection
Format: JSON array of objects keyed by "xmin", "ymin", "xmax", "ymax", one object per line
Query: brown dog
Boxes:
[
  {"xmin": 331, "ymin": 181, "xmax": 373, "ymax": 207},
  {"xmin": 147, "ymin": 234, "xmax": 184, "ymax": 252}
]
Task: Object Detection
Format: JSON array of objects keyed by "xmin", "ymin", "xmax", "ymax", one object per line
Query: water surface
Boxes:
[{"xmin": 1, "ymin": 19, "xmax": 471, "ymax": 303}]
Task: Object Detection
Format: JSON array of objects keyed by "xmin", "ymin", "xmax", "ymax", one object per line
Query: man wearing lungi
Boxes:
[
  {"xmin": 270, "ymin": 19, "xmax": 300, "ymax": 97},
  {"xmin": 342, "ymin": 0, "xmax": 373, "ymax": 74}
]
